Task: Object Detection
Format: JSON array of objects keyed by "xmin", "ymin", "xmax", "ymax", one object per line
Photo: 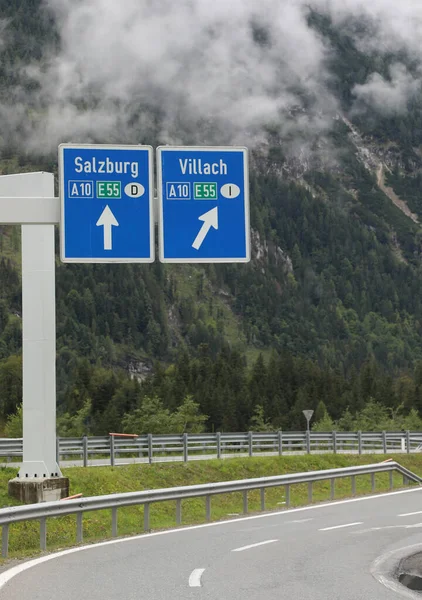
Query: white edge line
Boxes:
[
  {"xmin": 188, "ymin": 568, "xmax": 205, "ymax": 588},
  {"xmin": 319, "ymin": 522, "xmax": 363, "ymax": 531},
  {"xmin": 0, "ymin": 486, "xmax": 421, "ymax": 591},
  {"xmin": 398, "ymin": 510, "xmax": 422, "ymax": 517},
  {"xmin": 232, "ymin": 539, "xmax": 278, "ymax": 552}
]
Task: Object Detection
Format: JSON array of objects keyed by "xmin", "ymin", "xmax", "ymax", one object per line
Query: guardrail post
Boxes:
[
  {"xmin": 406, "ymin": 430, "xmax": 410, "ymax": 454},
  {"xmin": 144, "ymin": 503, "xmax": 150, "ymax": 531},
  {"xmin": 148, "ymin": 434, "xmax": 153, "ymax": 464},
  {"xmin": 389, "ymin": 470, "xmax": 394, "ymax": 490},
  {"xmin": 248, "ymin": 431, "xmax": 253, "ymax": 457},
  {"xmin": 83, "ymin": 435, "xmax": 88, "ymax": 468},
  {"xmin": 111, "ymin": 507, "xmax": 118, "ymax": 537},
  {"xmin": 76, "ymin": 513, "xmax": 83, "ymax": 543},
  {"xmin": 403, "ymin": 474, "xmax": 408, "ymax": 486},
  {"xmin": 278, "ymin": 430, "xmax": 282, "ymax": 456},
  {"xmin": 2, "ymin": 525, "xmax": 9, "ymax": 558},
  {"xmin": 56, "ymin": 436, "xmax": 60, "ymax": 465},
  {"xmin": 330, "ymin": 478, "xmax": 335, "ymax": 500},
  {"xmin": 243, "ymin": 490, "xmax": 248, "ymax": 514},
  {"xmin": 285, "ymin": 485, "xmax": 290, "ymax": 508},
  {"xmin": 260, "ymin": 488, "xmax": 265, "ymax": 511},
  {"xmin": 216, "ymin": 432, "xmax": 221, "ymax": 459},
  {"xmin": 183, "ymin": 433, "xmax": 188, "ymax": 463},
  {"xmin": 351, "ymin": 475, "xmax": 356, "ymax": 496},
  {"xmin": 308, "ymin": 481, "xmax": 312, "ymax": 503},
  {"xmin": 110, "ymin": 435, "xmax": 115, "ymax": 467},
  {"xmin": 205, "ymin": 496, "xmax": 211, "ymax": 521},
  {"xmin": 333, "ymin": 431, "xmax": 337, "ymax": 454},
  {"xmin": 382, "ymin": 430, "xmax": 387, "ymax": 454},
  {"xmin": 176, "ymin": 499, "xmax": 182, "ymax": 525},
  {"xmin": 40, "ymin": 517, "xmax": 47, "ymax": 552},
  {"xmin": 306, "ymin": 430, "xmax": 311, "ymax": 454},
  {"xmin": 371, "ymin": 472, "xmax": 376, "ymax": 492},
  {"xmin": 358, "ymin": 431, "xmax": 362, "ymax": 455}
]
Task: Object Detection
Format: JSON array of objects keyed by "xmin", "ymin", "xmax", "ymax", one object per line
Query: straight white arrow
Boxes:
[
  {"xmin": 96, "ymin": 205, "xmax": 119, "ymax": 250},
  {"xmin": 192, "ymin": 207, "xmax": 218, "ymax": 250}
]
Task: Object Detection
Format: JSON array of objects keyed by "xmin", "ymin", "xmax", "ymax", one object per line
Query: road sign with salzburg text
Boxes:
[
  {"xmin": 157, "ymin": 146, "xmax": 250, "ymax": 263},
  {"xmin": 59, "ymin": 144, "xmax": 154, "ymax": 263}
]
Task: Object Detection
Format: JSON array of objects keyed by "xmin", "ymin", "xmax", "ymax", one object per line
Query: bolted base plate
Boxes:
[{"xmin": 8, "ymin": 477, "xmax": 70, "ymax": 504}]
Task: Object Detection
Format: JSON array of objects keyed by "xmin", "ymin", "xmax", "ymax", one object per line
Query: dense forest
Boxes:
[{"xmin": 2, "ymin": 1, "xmax": 422, "ymax": 435}]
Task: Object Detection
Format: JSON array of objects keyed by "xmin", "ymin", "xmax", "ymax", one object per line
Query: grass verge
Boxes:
[{"xmin": 1, "ymin": 453, "xmax": 422, "ymax": 560}]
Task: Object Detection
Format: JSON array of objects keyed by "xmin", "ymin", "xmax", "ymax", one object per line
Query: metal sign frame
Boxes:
[
  {"xmin": 59, "ymin": 143, "xmax": 155, "ymax": 264},
  {"xmin": 157, "ymin": 145, "xmax": 250, "ymax": 264}
]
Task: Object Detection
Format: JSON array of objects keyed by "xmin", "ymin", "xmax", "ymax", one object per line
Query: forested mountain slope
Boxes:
[{"xmin": 1, "ymin": 1, "xmax": 422, "ymax": 434}]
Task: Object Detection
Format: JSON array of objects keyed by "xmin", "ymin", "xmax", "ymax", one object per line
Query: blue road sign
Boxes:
[
  {"xmin": 59, "ymin": 144, "xmax": 154, "ymax": 263},
  {"xmin": 157, "ymin": 146, "xmax": 250, "ymax": 263}
]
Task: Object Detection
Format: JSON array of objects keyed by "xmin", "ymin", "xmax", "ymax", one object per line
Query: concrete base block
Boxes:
[{"xmin": 8, "ymin": 477, "xmax": 70, "ymax": 504}]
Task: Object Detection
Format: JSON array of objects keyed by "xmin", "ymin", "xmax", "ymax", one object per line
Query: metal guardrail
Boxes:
[
  {"xmin": 0, "ymin": 461, "xmax": 420, "ymax": 558},
  {"xmin": 1, "ymin": 431, "xmax": 422, "ymax": 468}
]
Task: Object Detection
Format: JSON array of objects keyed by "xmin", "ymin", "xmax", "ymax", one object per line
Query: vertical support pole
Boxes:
[
  {"xmin": 76, "ymin": 513, "xmax": 83, "ymax": 543},
  {"xmin": 278, "ymin": 431, "xmax": 282, "ymax": 456},
  {"xmin": 144, "ymin": 503, "xmax": 150, "ymax": 531},
  {"xmin": 371, "ymin": 472, "xmax": 376, "ymax": 492},
  {"xmin": 40, "ymin": 517, "xmax": 47, "ymax": 551},
  {"xmin": 56, "ymin": 436, "xmax": 60, "ymax": 466},
  {"xmin": 18, "ymin": 172, "xmax": 61, "ymax": 478},
  {"xmin": 243, "ymin": 490, "xmax": 248, "ymax": 514},
  {"xmin": 382, "ymin": 430, "xmax": 387, "ymax": 454},
  {"xmin": 216, "ymin": 432, "xmax": 221, "ymax": 459},
  {"xmin": 358, "ymin": 431, "xmax": 362, "ymax": 455},
  {"xmin": 111, "ymin": 507, "xmax": 118, "ymax": 537},
  {"xmin": 389, "ymin": 470, "xmax": 394, "ymax": 491},
  {"xmin": 176, "ymin": 499, "xmax": 182, "ymax": 525},
  {"xmin": 351, "ymin": 475, "xmax": 356, "ymax": 496},
  {"xmin": 83, "ymin": 435, "xmax": 88, "ymax": 468},
  {"xmin": 306, "ymin": 430, "xmax": 311, "ymax": 454},
  {"xmin": 110, "ymin": 435, "xmax": 115, "ymax": 467},
  {"xmin": 183, "ymin": 433, "xmax": 188, "ymax": 463},
  {"xmin": 308, "ymin": 481, "xmax": 313, "ymax": 503},
  {"xmin": 330, "ymin": 478, "xmax": 335, "ymax": 500},
  {"xmin": 148, "ymin": 434, "xmax": 153, "ymax": 464},
  {"xmin": 260, "ymin": 488, "xmax": 265, "ymax": 511},
  {"xmin": 285, "ymin": 485, "xmax": 290, "ymax": 508},
  {"xmin": 248, "ymin": 431, "xmax": 253, "ymax": 457},
  {"xmin": 403, "ymin": 474, "xmax": 408, "ymax": 486},
  {"xmin": 406, "ymin": 430, "xmax": 411, "ymax": 454},
  {"xmin": 2, "ymin": 525, "xmax": 9, "ymax": 558},
  {"xmin": 205, "ymin": 496, "xmax": 211, "ymax": 521},
  {"xmin": 333, "ymin": 431, "xmax": 337, "ymax": 454}
]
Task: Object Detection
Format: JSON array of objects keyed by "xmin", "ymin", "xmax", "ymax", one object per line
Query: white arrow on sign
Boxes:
[
  {"xmin": 96, "ymin": 205, "xmax": 119, "ymax": 250},
  {"xmin": 192, "ymin": 207, "xmax": 218, "ymax": 250}
]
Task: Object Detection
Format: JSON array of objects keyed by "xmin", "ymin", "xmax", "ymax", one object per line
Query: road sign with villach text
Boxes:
[
  {"xmin": 59, "ymin": 144, "xmax": 154, "ymax": 263},
  {"xmin": 157, "ymin": 146, "xmax": 250, "ymax": 263}
]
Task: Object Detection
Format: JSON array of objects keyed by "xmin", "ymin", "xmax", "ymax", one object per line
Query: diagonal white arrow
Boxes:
[
  {"xmin": 96, "ymin": 205, "xmax": 119, "ymax": 250},
  {"xmin": 192, "ymin": 207, "xmax": 218, "ymax": 250}
]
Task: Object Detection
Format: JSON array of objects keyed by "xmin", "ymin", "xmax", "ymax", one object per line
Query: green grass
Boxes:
[{"xmin": 1, "ymin": 453, "xmax": 422, "ymax": 560}]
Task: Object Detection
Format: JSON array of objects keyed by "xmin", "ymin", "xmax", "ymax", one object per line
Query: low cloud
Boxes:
[
  {"xmin": 1, "ymin": 1, "xmax": 422, "ymax": 155},
  {"xmin": 353, "ymin": 63, "xmax": 421, "ymax": 114}
]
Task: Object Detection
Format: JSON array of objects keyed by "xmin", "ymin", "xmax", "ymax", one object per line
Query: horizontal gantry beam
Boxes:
[{"xmin": 0, "ymin": 197, "xmax": 59, "ymax": 224}]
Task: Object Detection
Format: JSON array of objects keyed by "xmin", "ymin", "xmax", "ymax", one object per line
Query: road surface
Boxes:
[{"xmin": 2, "ymin": 487, "xmax": 422, "ymax": 599}]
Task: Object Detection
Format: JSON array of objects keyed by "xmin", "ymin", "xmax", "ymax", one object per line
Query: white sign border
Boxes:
[
  {"xmin": 59, "ymin": 143, "xmax": 155, "ymax": 264},
  {"xmin": 157, "ymin": 145, "xmax": 250, "ymax": 264}
]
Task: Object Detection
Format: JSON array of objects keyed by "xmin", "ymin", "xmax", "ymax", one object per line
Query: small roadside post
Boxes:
[{"xmin": 303, "ymin": 410, "xmax": 314, "ymax": 454}]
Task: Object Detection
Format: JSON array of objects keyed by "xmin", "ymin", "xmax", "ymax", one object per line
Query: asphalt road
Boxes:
[{"xmin": 2, "ymin": 487, "xmax": 422, "ymax": 600}]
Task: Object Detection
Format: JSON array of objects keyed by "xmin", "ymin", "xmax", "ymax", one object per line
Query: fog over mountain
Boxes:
[{"xmin": 1, "ymin": 0, "xmax": 422, "ymax": 154}]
